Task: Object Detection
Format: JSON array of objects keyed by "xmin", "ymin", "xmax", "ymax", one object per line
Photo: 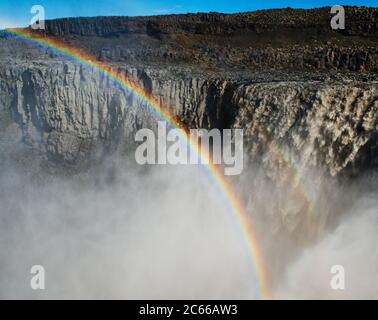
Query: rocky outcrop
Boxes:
[
  {"xmin": 0, "ymin": 7, "xmax": 377, "ymax": 178},
  {"xmin": 41, "ymin": 7, "xmax": 378, "ymax": 37},
  {"xmin": 3, "ymin": 7, "xmax": 378, "ymax": 72}
]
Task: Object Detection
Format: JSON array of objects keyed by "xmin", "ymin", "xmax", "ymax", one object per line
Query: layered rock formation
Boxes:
[
  {"xmin": 0, "ymin": 62, "xmax": 376, "ymax": 177},
  {"xmin": 0, "ymin": 6, "xmax": 377, "ymax": 179}
]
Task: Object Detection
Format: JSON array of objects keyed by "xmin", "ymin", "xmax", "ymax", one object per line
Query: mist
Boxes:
[
  {"xmin": 0, "ymin": 155, "xmax": 257, "ymax": 299},
  {"xmin": 273, "ymin": 194, "xmax": 378, "ymax": 299},
  {"xmin": 0, "ymin": 145, "xmax": 377, "ymax": 299}
]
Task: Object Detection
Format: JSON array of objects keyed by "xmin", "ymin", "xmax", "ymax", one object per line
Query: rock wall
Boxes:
[{"xmin": 0, "ymin": 61, "xmax": 376, "ymax": 177}]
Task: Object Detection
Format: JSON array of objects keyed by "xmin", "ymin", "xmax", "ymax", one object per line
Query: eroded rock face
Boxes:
[
  {"xmin": 232, "ymin": 82, "xmax": 378, "ymax": 177},
  {"xmin": 0, "ymin": 60, "xmax": 376, "ymax": 178},
  {"xmin": 0, "ymin": 7, "xmax": 377, "ymax": 178}
]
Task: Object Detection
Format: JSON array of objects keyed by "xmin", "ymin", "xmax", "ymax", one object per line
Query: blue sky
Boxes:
[{"xmin": 0, "ymin": 0, "xmax": 377, "ymax": 29}]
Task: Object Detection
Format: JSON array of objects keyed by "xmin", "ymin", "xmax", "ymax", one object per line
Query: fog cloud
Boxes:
[{"xmin": 0, "ymin": 149, "xmax": 376, "ymax": 299}]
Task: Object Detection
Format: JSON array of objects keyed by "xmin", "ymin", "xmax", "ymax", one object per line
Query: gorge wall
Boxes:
[{"xmin": 0, "ymin": 61, "xmax": 376, "ymax": 178}]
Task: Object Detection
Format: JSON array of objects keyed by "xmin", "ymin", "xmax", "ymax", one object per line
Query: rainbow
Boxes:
[{"xmin": 4, "ymin": 28, "xmax": 277, "ymax": 299}]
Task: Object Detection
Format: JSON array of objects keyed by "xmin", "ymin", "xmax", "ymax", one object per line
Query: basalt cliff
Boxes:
[{"xmin": 0, "ymin": 6, "xmax": 377, "ymax": 179}]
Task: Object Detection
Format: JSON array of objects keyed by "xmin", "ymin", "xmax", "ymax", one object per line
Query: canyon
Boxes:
[{"xmin": 0, "ymin": 6, "xmax": 377, "ymax": 299}]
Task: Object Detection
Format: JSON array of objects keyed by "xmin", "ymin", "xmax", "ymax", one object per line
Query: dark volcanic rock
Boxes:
[
  {"xmin": 0, "ymin": 6, "xmax": 377, "ymax": 179},
  {"xmin": 3, "ymin": 6, "xmax": 378, "ymax": 73}
]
